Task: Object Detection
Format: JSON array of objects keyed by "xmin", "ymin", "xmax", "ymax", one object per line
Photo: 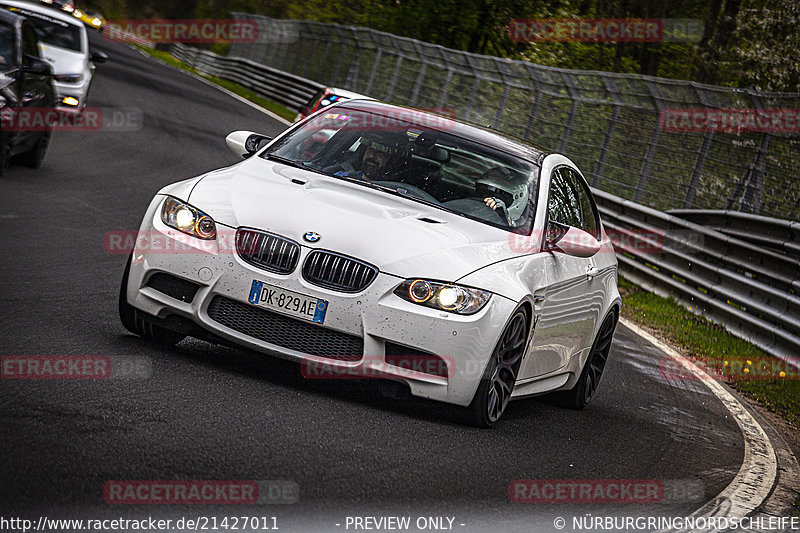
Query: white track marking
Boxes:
[{"xmin": 620, "ymin": 318, "xmax": 777, "ymax": 530}]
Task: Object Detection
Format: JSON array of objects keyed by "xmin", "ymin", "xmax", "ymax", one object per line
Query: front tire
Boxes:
[
  {"xmin": 119, "ymin": 254, "xmax": 185, "ymax": 345},
  {"xmin": 547, "ymin": 311, "xmax": 617, "ymax": 410},
  {"xmin": 18, "ymin": 131, "xmax": 50, "ymax": 169},
  {"xmin": 464, "ymin": 308, "xmax": 529, "ymax": 428}
]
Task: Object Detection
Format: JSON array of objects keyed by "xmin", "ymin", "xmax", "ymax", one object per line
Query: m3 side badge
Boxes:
[{"xmin": 303, "ymin": 232, "xmax": 321, "ymax": 243}]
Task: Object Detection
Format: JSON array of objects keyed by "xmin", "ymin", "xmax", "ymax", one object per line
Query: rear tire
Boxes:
[
  {"xmin": 119, "ymin": 253, "xmax": 185, "ymax": 345},
  {"xmin": 546, "ymin": 312, "xmax": 617, "ymax": 410},
  {"xmin": 18, "ymin": 131, "xmax": 50, "ymax": 169},
  {"xmin": 463, "ymin": 308, "xmax": 529, "ymax": 428},
  {"xmin": 0, "ymin": 142, "xmax": 11, "ymax": 176}
]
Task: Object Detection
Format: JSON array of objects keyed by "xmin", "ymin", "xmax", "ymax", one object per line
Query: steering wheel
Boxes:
[
  {"xmin": 441, "ymin": 197, "xmax": 507, "ymax": 225},
  {"xmin": 371, "ymin": 181, "xmax": 440, "ymax": 204}
]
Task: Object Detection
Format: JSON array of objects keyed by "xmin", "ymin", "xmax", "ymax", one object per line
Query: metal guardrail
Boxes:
[
  {"xmin": 595, "ymin": 190, "xmax": 800, "ymax": 367},
  {"xmin": 169, "ymin": 43, "xmax": 323, "ymax": 113},
  {"xmin": 668, "ymin": 209, "xmax": 800, "ymax": 260},
  {"xmin": 157, "ymin": 42, "xmax": 800, "ymax": 366}
]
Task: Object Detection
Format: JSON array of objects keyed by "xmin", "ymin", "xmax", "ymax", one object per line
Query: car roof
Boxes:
[
  {"xmin": 338, "ymin": 100, "xmax": 550, "ymax": 165},
  {"xmin": 0, "ymin": 0, "xmax": 82, "ymax": 26},
  {"xmin": 328, "ymin": 87, "xmax": 373, "ymax": 100}
]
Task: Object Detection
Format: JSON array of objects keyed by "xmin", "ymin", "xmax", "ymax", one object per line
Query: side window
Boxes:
[
  {"xmin": 566, "ymin": 168, "xmax": 601, "ymax": 239},
  {"xmin": 547, "ymin": 167, "xmax": 601, "ymax": 239},
  {"xmin": 0, "ymin": 23, "xmax": 16, "ymax": 67},
  {"xmin": 21, "ymin": 24, "xmax": 39, "ymax": 66},
  {"xmin": 547, "ymin": 167, "xmax": 581, "ymax": 228}
]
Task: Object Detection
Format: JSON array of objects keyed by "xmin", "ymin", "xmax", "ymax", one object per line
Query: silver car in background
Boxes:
[{"xmin": 1, "ymin": 0, "xmax": 106, "ymax": 113}]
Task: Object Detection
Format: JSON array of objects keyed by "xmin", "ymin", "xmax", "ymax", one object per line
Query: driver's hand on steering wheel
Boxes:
[{"xmin": 484, "ymin": 197, "xmax": 506, "ymax": 211}]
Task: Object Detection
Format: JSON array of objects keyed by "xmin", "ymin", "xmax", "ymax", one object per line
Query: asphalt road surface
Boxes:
[{"xmin": 0, "ymin": 32, "xmax": 749, "ymax": 532}]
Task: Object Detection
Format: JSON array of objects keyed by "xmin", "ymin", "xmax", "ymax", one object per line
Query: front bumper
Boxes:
[
  {"xmin": 124, "ymin": 195, "xmax": 518, "ymax": 406},
  {"xmin": 54, "ymin": 77, "xmax": 90, "ymax": 113}
]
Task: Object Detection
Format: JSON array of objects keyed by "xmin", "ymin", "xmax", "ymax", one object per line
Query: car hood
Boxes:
[
  {"xmin": 187, "ymin": 158, "xmax": 527, "ymax": 282},
  {"xmin": 39, "ymin": 44, "xmax": 85, "ymax": 74}
]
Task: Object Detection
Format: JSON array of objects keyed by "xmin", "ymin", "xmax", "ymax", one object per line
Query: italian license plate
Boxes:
[{"xmin": 247, "ymin": 280, "xmax": 328, "ymax": 324}]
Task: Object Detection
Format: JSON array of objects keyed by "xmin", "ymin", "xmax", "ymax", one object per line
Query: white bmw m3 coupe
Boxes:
[{"xmin": 120, "ymin": 100, "xmax": 620, "ymax": 427}]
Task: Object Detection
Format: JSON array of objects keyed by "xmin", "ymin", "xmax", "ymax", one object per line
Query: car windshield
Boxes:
[
  {"xmin": 2, "ymin": 6, "xmax": 82, "ymax": 52},
  {"xmin": 262, "ymin": 108, "xmax": 539, "ymax": 233},
  {"xmin": 0, "ymin": 23, "xmax": 14, "ymax": 68}
]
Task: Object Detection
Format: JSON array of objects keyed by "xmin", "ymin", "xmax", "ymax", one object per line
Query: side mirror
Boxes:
[
  {"xmin": 545, "ymin": 223, "xmax": 601, "ymax": 258},
  {"xmin": 22, "ymin": 56, "xmax": 52, "ymax": 75},
  {"xmin": 226, "ymin": 130, "xmax": 273, "ymax": 159},
  {"xmin": 91, "ymin": 51, "xmax": 109, "ymax": 64}
]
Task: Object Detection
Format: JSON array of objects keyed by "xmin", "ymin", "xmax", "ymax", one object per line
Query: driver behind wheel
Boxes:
[{"xmin": 335, "ymin": 133, "xmax": 409, "ymax": 181}]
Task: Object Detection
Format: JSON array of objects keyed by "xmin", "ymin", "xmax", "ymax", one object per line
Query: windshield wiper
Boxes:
[
  {"xmin": 264, "ymin": 153, "xmax": 331, "ymax": 177},
  {"xmin": 264, "ymin": 154, "xmax": 307, "ymax": 169}
]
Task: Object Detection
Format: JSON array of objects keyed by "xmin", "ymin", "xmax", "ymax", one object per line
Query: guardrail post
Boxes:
[
  {"xmin": 383, "ymin": 50, "xmax": 404, "ymax": 102},
  {"xmin": 522, "ymin": 64, "xmax": 542, "ymax": 141},
  {"xmin": 591, "ymin": 75, "xmax": 621, "ymax": 187},
  {"xmin": 559, "ymin": 72, "xmax": 581, "ymax": 153},
  {"xmin": 364, "ymin": 47, "xmax": 382, "ymax": 95},
  {"xmin": 345, "ymin": 27, "xmax": 363, "ymax": 89},
  {"xmin": 463, "ymin": 55, "xmax": 482, "ymax": 123},
  {"xmin": 298, "ymin": 21, "xmax": 321, "ymax": 79},
  {"xmin": 408, "ymin": 40, "xmax": 429, "ymax": 107},
  {"xmin": 726, "ymin": 92, "xmax": 772, "ymax": 214},
  {"xmin": 436, "ymin": 68, "xmax": 454, "ymax": 110},
  {"xmin": 633, "ymin": 81, "xmax": 665, "ymax": 204},
  {"xmin": 492, "ymin": 59, "xmax": 510, "ymax": 130},
  {"xmin": 682, "ymin": 84, "xmax": 715, "ymax": 209}
]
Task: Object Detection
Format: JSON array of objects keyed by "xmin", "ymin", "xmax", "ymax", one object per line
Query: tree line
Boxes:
[{"xmin": 88, "ymin": 0, "xmax": 799, "ymax": 92}]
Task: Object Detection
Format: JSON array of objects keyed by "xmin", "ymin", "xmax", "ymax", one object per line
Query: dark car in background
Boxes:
[{"xmin": 0, "ymin": 9, "xmax": 56, "ymax": 174}]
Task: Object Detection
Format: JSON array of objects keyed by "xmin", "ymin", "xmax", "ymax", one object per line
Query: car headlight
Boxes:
[
  {"xmin": 54, "ymin": 74, "xmax": 83, "ymax": 83},
  {"xmin": 160, "ymin": 196, "xmax": 216, "ymax": 240},
  {"xmin": 394, "ymin": 279, "xmax": 491, "ymax": 315}
]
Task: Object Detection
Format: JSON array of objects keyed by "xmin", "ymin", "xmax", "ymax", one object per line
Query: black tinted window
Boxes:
[
  {"xmin": 0, "ymin": 22, "xmax": 14, "ymax": 67},
  {"xmin": 548, "ymin": 167, "xmax": 582, "ymax": 228},
  {"xmin": 548, "ymin": 167, "xmax": 600, "ymax": 239},
  {"xmin": 2, "ymin": 5, "xmax": 82, "ymax": 52}
]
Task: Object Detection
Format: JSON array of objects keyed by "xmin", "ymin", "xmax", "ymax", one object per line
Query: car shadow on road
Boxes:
[{"xmin": 121, "ymin": 333, "xmax": 557, "ymax": 428}]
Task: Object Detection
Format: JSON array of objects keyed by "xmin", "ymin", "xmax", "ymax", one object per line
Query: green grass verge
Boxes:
[
  {"xmin": 135, "ymin": 45, "xmax": 296, "ymax": 123},
  {"xmin": 619, "ymin": 276, "xmax": 800, "ymax": 428}
]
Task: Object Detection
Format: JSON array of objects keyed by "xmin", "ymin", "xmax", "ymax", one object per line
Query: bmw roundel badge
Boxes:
[{"xmin": 303, "ymin": 231, "xmax": 321, "ymax": 243}]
